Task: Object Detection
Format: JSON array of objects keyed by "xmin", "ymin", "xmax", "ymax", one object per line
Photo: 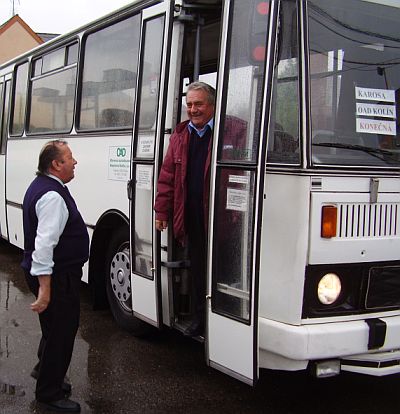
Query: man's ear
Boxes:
[{"xmin": 51, "ymin": 159, "xmax": 61, "ymax": 172}]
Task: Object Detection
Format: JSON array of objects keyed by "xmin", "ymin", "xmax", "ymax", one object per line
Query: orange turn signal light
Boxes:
[{"xmin": 321, "ymin": 205, "xmax": 337, "ymax": 238}]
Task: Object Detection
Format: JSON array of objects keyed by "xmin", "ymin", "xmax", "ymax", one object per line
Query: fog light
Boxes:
[{"xmin": 311, "ymin": 360, "xmax": 341, "ymax": 378}]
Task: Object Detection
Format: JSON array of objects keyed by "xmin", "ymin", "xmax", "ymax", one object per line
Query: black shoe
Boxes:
[
  {"xmin": 37, "ymin": 398, "xmax": 81, "ymax": 412},
  {"xmin": 31, "ymin": 369, "xmax": 72, "ymax": 395},
  {"xmin": 183, "ymin": 320, "xmax": 203, "ymax": 337}
]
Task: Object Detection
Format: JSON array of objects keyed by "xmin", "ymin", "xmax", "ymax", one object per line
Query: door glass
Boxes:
[
  {"xmin": 212, "ymin": 168, "xmax": 255, "ymax": 322},
  {"xmin": 267, "ymin": 0, "xmax": 300, "ymax": 164},
  {"xmin": 218, "ymin": 0, "xmax": 270, "ymax": 163},
  {"xmin": 135, "ymin": 16, "xmax": 165, "ymax": 159},
  {"xmin": 134, "ymin": 164, "xmax": 154, "ymax": 278},
  {"xmin": 133, "ymin": 15, "xmax": 165, "ymax": 279}
]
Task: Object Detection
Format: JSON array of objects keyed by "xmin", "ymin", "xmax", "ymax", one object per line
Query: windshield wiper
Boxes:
[{"xmin": 313, "ymin": 142, "xmax": 400, "ymax": 165}]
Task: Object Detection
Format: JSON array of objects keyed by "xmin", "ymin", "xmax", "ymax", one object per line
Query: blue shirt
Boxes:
[
  {"xmin": 188, "ymin": 118, "xmax": 214, "ymax": 137},
  {"xmin": 31, "ymin": 174, "xmax": 69, "ymax": 276}
]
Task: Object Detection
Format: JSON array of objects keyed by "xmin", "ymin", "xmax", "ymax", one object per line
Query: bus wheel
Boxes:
[{"xmin": 106, "ymin": 227, "xmax": 150, "ymax": 336}]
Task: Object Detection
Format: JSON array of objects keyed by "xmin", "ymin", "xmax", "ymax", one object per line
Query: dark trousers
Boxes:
[
  {"xmin": 187, "ymin": 216, "xmax": 206, "ymax": 326},
  {"xmin": 24, "ymin": 268, "xmax": 82, "ymax": 402}
]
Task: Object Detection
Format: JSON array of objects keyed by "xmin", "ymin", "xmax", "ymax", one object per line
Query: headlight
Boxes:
[{"xmin": 317, "ymin": 273, "xmax": 342, "ymax": 305}]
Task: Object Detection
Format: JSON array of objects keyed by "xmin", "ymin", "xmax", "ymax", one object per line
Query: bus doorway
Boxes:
[{"xmin": 153, "ymin": 2, "xmax": 221, "ymax": 336}]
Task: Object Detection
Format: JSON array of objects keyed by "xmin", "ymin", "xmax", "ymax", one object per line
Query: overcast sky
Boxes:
[{"xmin": 0, "ymin": 0, "xmax": 133, "ymax": 34}]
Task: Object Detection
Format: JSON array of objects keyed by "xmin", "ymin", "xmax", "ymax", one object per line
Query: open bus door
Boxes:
[
  {"xmin": 129, "ymin": 1, "xmax": 174, "ymax": 327},
  {"xmin": 205, "ymin": 0, "xmax": 276, "ymax": 385}
]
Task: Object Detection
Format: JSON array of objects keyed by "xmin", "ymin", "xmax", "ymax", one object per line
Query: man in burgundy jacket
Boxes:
[{"xmin": 154, "ymin": 81, "xmax": 215, "ymax": 336}]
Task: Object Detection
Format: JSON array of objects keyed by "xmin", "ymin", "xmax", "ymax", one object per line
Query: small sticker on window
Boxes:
[{"xmin": 226, "ymin": 188, "xmax": 248, "ymax": 212}]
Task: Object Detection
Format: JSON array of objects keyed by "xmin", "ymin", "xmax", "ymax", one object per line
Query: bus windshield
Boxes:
[{"xmin": 309, "ymin": 0, "xmax": 400, "ymax": 168}]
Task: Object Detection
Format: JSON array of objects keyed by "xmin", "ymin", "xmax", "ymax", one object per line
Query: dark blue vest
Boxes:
[{"xmin": 21, "ymin": 175, "xmax": 89, "ymax": 274}]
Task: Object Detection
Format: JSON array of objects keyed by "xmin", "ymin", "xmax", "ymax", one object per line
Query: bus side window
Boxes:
[
  {"xmin": 10, "ymin": 62, "xmax": 29, "ymax": 136},
  {"xmin": 28, "ymin": 44, "xmax": 78, "ymax": 134},
  {"xmin": 78, "ymin": 14, "xmax": 141, "ymax": 131},
  {"xmin": 267, "ymin": 0, "xmax": 300, "ymax": 165},
  {"xmin": 1, "ymin": 80, "xmax": 11, "ymax": 154}
]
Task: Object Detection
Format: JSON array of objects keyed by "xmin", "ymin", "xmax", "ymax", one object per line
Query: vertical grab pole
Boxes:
[{"xmin": 193, "ymin": 16, "xmax": 204, "ymax": 81}]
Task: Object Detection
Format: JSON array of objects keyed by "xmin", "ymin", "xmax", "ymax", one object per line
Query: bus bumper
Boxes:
[{"xmin": 258, "ymin": 315, "xmax": 400, "ymax": 376}]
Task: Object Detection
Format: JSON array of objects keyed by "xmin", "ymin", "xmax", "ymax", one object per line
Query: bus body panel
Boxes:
[
  {"xmin": 259, "ymin": 173, "xmax": 310, "ymax": 325},
  {"xmin": 0, "ymin": 155, "xmax": 7, "ymax": 239},
  {"xmin": 5, "ymin": 135, "xmax": 131, "ymax": 228},
  {"xmin": 309, "ymin": 185, "xmax": 400, "ymax": 265}
]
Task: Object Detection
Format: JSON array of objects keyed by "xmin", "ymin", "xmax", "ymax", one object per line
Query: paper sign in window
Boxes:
[
  {"xmin": 136, "ymin": 165, "xmax": 153, "ymax": 190},
  {"xmin": 226, "ymin": 188, "xmax": 249, "ymax": 212},
  {"xmin": 356, "ymin": 118, "xmax": 396, "ymax": 136},
  {"xmin": 137, "ymin": 134, "xmax": 155, "ymax": 158},
  {"xmin": 355, "ymin": 87, "xmax": 395, "ymax": 103}
]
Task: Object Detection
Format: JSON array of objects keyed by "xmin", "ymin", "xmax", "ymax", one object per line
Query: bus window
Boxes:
[
  {"xmin": 309, "ymin": 0, "xmax": 400, "ymax": 167},
  {"xmin": 78, "ymin": 14, "xmax": 141, "ymax": 130},
  {"xmin": 11, "ymin": 62, "xmax": 28, "ymax": 136},
  {"xmin": 28, "ymin": 44, "xmax": 78, "ymax": 134},
  {"xmin": 267, "ymin": 0, "xmax": 300, "ymax": 164},
  {"xmin": 66, "ymin": 43, "xmax": 78, "ymax": 65},
  {"xmin": 1, "ymin": 81, "xmax": 11, "ymax": 153},
  {"xmin": 42, "ymin": 47, "xmax": 65, "ymax": 73},
  {"xmin": 137, "ymin": 16, "xmax": 165, "ymax": 134},
  {"xmin": 217, "ymin": 0, "xmax": 269, "ymax": 164}
]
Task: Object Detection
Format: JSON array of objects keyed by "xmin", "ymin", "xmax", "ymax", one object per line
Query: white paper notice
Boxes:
[
  {"xmin": 356, "ymin": 102, "xmax": 396, "ymax": 119},
  {"xmin": 228, "ymin": 174, "xmax": 250, "ymax": 185},
  {"xmin": 137, "ymin": 134, "xmax": 155, "ymax": 157},
  {"xmin": 136, "ymin": 165, "xmax": 153, "ymax": 190},
  {"xmin": 355, "ymin": 87, "xmax": 395, "ymax": 103},
  {"xmin": 226, "ymin": 188, "xmax": 248, "ymax": 212},
  {"xmin": 356, "ymin": 118, "xmax": 396, "ymax": 136}
]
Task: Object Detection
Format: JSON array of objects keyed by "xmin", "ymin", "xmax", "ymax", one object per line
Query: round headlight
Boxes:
[{"xmin": 317, "ymin": 273, "xmax": 342, "ymax": 305}]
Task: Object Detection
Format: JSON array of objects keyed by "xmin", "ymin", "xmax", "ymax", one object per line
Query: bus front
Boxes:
[{"xmin": 259, "ymin": 0, "xmax": 400, "ymax": 377}]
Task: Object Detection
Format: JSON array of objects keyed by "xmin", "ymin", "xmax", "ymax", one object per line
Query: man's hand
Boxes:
[
  {"xmin": 155, "ymin": 220, "xmax": 168, "ymax": 231},
  {"xmin": 31, "ymin": 275, "xmax": 51, "ymax": 314}
]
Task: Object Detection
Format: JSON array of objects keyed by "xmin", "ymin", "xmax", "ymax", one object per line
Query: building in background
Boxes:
[{"xmin": 0, "ymin": 14, "xmax": 58, "ymax": 64}]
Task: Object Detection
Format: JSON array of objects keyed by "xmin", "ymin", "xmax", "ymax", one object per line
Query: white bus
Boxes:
[{"xmin": 1, "ymin": 0, "xmax": 400, "ymax": 385}]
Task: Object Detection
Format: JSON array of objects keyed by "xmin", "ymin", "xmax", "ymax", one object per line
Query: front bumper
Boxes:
[{"xmin": 259, "ymin": 314, "xmax": 400, "ymax": 375}]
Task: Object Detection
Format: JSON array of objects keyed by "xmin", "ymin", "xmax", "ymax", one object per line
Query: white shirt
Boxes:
[{"xmin": 30, "ymin": 175, "xmax": 69, "ymax": 276}]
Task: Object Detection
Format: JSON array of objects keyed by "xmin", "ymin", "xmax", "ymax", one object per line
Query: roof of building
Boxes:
[
  {"xmin": 0, "ymin": 14, "xmax": 59, "ymax": 43},
  {"xmin": 37, "ymin": 32, "xmax": 60, "ymax": 43}
]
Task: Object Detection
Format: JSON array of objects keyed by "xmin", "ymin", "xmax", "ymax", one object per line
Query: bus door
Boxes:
[
  {"xmin": 129, "ymin": 1, "xmax": 174, "ymax": 326},
  {"xmin": 0, "ymin": 78, "xmax": 11, "ymax": 240},
  {"xmin": 206, "ymin": 0, "xmax": 276, "ymax": 385}
]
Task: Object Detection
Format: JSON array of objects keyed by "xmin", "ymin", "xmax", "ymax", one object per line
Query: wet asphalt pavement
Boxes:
[{"xmin": 1, "ymin": 239, "xmax": 400, "ymax": 414}]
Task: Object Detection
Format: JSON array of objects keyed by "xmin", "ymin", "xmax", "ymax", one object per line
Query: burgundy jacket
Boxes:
[{"xmin": 154, "ymin": 117, "xmax": 247, "ymax": 245}]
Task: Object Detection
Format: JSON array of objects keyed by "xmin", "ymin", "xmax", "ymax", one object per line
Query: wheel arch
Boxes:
[{"xmin": 88, "ymin": 209, "xmax": 129, "ymax": 309}]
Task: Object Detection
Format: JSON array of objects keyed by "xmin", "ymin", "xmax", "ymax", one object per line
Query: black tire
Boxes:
[{"xmin": 105, "ymin": 226, "xmax": 151, "ymax": 336}]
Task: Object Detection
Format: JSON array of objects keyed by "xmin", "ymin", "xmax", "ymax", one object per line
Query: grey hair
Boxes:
[
  {"xmin": 36, "ymin": 139, "xmax": 68, "ymax": 176},
  {"xmin": 187, "ymin": 81, "xmax": 216, "ymax": 105}
]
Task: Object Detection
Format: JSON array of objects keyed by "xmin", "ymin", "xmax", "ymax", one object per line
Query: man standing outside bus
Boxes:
[
  {"xmin": 21, "ymin": 140, "xmax": 89, "ymax": 413},
  {"xmin": 154, "ymin": 81, "xmax": 215, "ymax": 337}
]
